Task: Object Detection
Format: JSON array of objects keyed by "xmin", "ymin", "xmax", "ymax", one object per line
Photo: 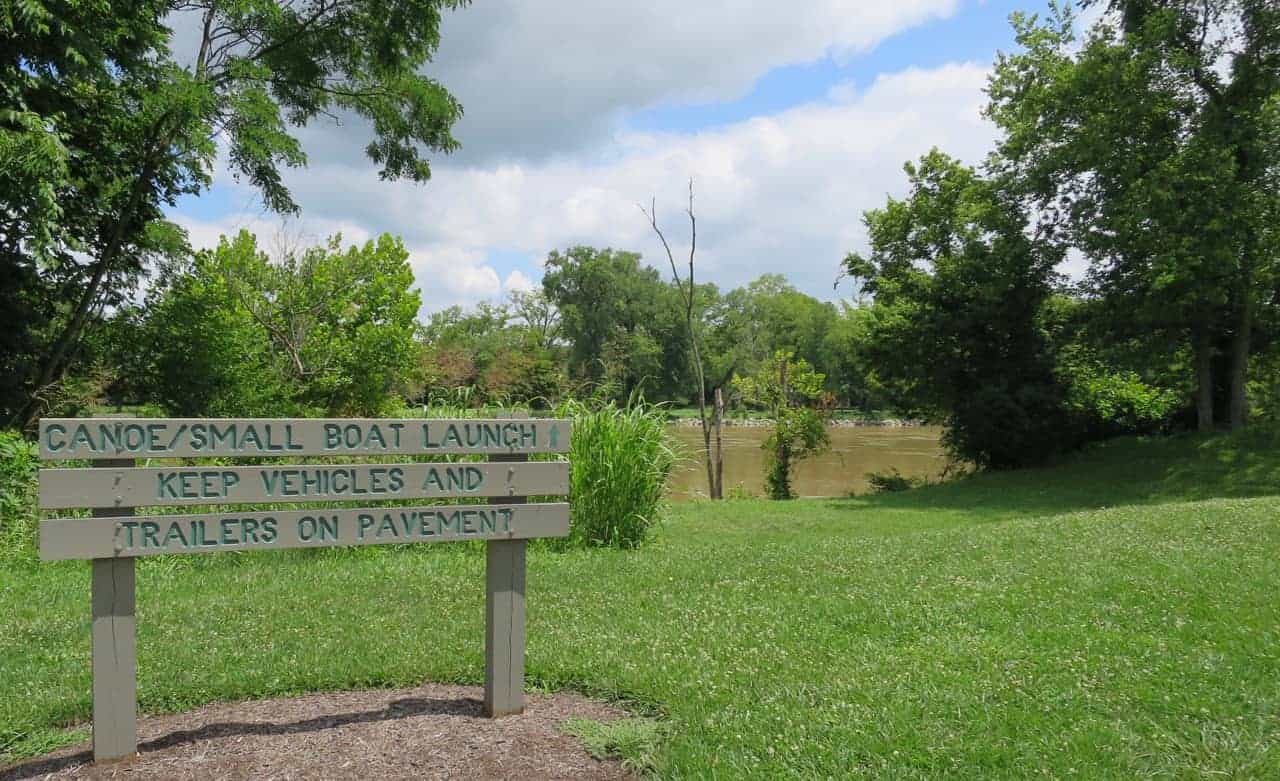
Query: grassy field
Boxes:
[{"xmin": 3, "ymin": 430, "xmax": 1279, "ymax": 776}]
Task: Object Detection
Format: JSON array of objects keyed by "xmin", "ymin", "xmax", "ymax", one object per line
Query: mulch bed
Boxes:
[{"xmin": 1, "ymin": 684, "xmax": 634, "ymax": 780}]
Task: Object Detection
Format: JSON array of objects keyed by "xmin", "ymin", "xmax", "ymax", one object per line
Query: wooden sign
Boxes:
[
  {"xmin": 40, "ymin": 503, "xmax": 570, "ymax": 560},
  {"xmin": 38, "ymin": 417, "xmax": 569, "ymax": 460},
  {"xmin": 39, "ymin": 461, "xmax": 569, "ymax": 509},
  {"xmin": 37, "ymin": 416, "xmax": 571, "ymax": 762}
]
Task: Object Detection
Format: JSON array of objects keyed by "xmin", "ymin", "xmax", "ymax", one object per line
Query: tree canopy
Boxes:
[
  {"xmin": 987, "ymin": 0, "xmax": 1280, "ymax": 431},
  {"xmin": 2, "ymin": 0, "xmax": 468, "ymax": 427},
  {"xmin": 845, "ymin": 151, "xmax": 1069, "ymax": 468},
  {"xmin": 143, "ymin": 231, "xmax": 421, "ymax": 416}
]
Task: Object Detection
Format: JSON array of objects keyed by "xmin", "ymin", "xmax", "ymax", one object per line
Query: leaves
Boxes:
[
  {"xmin": 144, "ymin": 230, "xmax": 422, "ymax": 416},
  {"xmin": 844, "ymin": 152, "xmax": 1070, "ymax": 468},
  {"xmin": 733, "ymin": 351, "xmax": 832, "ymax": 499},
  {"xmin": 2, "ymin": 0, "xmax": 468, "ymax": 423},
  {"xmin": 987, "ymin": 0, "xmax": 1280, "ymax": 428}
]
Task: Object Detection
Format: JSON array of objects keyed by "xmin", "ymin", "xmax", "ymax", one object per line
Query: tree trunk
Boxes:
[
  {"xmin": 697, "ymin": 387, "xmax": 718, "ymax": 500},
  {"xmin": 1193, "ymin": 324, "xmax": 1214, "ymax": 433},
  {"xmin": 777, "ymin": 360, "xmax": 789, "ymax": 497},
  {"xmin": 713, "ymin": 386, "xmax": 724, "ymax": 499},
  {"xmin": 1228, "ymin": 293, "xmax": 1252, "ymax": 430},
  {"xmin": 642, "ymin": 181, "xmax": 716, "ymax": 497},
  {"xmin": 15, "ymin": 160, "xmax": 156, "ymax": 432},
  {"xmin": 16, "ymin": 254, "xmax": 117, "ymax": 432}
]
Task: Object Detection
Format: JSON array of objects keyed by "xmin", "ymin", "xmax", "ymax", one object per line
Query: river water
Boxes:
[{"xmin": 666, "ymin": 424, "xmax": 948, "ymax": 500}]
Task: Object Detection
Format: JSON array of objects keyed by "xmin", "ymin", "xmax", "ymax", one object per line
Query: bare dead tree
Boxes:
[{"xmin": 640, "ymin": 179, "xmax": 723, "ymax": 499}]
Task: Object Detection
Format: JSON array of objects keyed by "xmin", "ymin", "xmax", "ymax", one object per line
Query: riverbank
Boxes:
[
  {"xmin": 666, "ymin": 415, "xmax": 924, "ymax": 427},
  {"xmin": 665, "ymin": 417, "xmax": 926, "ymax": 427},
  {"xmin": 4, "ymin": 429, "xmax": 1279, "ymax": 775}
]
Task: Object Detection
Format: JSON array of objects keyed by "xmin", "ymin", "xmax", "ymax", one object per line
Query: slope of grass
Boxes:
[{"xmin": 3, "ymin": 430, "xmax": 1279, "ymax": 777}]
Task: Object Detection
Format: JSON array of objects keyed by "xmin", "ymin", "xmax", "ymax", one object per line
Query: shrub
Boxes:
[
  {"xmin": 145, "ymin": 231, "xmax": 421, "ymax": 418},
  {"xmin": 0, "ymin": 431, "xmax": 39, "ymax": 561},
  {"xmin": 762, "ymin": 407, "xmax": 830, "ymax": 500},
  {"xmin": 560, "ymin": 400, "xmax": 674, "ymax": 549},
  {"xmin": 865, "ymin": 467, "xmax": 924, "ymax": 493},
  {"xmin": 733, "ymin": 351, "xmax": 832, "ymax": 499},
  {"xmin": 1061, "ymin": 358, "xmax": 1180, "ymax": 438}
]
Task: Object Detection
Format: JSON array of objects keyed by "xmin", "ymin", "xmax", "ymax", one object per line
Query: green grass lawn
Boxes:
[{"xmin": 3, "ymin": 431, "xmax": 1280, "ymax": 777}]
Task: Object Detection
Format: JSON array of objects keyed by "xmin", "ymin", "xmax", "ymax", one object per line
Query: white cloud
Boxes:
[
  {"xmin": 167, "ymin": 2, "xmax": 1015, "ymax": 318},
  {"xmin": 293, "ymin": 0, "xmax": 962, "ymax": 165},
  {"xmin": 244, "ymin": 60, "xmax": 995, "ymax": 310},
  {"xmin": 503, "ymin": 269, "xmax": 536, "ymax": 293},
  {"xmin": 406, "ymin": 245, "xmax": 504, "ymax": 313}
]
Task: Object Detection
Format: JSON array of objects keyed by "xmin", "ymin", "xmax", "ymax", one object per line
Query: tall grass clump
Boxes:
[
  {"xmin": 560, "ymin": 399, "xmax": 675, "ymax": 549},
  {"xmin": 0, "ymin": 431, "xmax": 39, "ymax": 561}
]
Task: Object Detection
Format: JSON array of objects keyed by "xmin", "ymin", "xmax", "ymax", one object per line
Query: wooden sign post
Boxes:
[
  {"xmin": 486, "ymin": 449, "xmax": 528, "ymax": 718},
  {"xmin": 91, "ymin": 457, "xmax": 137, "ymax": 761},
  {"xmin": 37, "ymin": 417, "xmax": 572, "ymax": 763}
]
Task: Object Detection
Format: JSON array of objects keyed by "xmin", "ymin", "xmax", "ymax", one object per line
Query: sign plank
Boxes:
[
  {"xmin": 39, "ymin": 461, "xmax": 569, "ymax": 509},
  {"xmin": 40, "ymin": 503, "xmax": 569, "ymax": 560},
  {"xmin": 38, "ymin": 418, "xmax": 571, "ymax": 460}
]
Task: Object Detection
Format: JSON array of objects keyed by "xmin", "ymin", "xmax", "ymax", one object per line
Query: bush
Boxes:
[
  {"xmin": 733, "ymin": 351, "xmax": 832, "ymax": 499},
  {"xmin": 762, "ymin": 407, "xmax": 830, "ymax": 500},
  {"xmin": 1059, "ymin": 352, "xmax": 1179, "ymax": 439},
  {"xmin": 865, "ymin": 467, "xmax": 924, "ymax": 493},
  {"xmin": 560, "ymin": 400, "xmax": 674, "ymax": 549},
  {"xmin": 145, "ymin": 231, "xmax": 421, "ymax": 418},
  {"xmin": 0, "ymin": 431, "xmax": 39, "ymax": 561}
]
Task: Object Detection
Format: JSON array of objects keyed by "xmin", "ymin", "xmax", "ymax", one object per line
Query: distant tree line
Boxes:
[{"xmin": 10, "ymin": 232, "xmax": 880, "ymax": 419}]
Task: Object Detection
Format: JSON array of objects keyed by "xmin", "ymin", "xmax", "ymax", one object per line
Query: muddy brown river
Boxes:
[{"xmin": 666, "ymin": 424, "xmax": 948, "ymax": 499}]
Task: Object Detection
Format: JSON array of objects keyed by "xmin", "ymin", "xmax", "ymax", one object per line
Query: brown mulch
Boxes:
[{"xmin": 1, "ymin": 684, "xmax": 635, "ymax": 780}]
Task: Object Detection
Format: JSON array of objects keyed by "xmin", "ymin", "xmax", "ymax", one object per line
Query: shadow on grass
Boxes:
[
  {"xmin": 0, "ymin": 696, "xmax": 478, "ymax": 780},
  {"xmin": 825, "ymin": 429, "xmax": 1280, "ymax": 520}
]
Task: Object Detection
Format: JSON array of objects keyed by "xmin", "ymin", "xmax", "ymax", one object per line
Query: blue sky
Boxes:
[
  {"xmin": 627, "ymin": 1, "xmax": 1030, "ymax": 135},
  {"xmin": 173, "ymin": 1, "xmax": 1068, "ymax": 316}
]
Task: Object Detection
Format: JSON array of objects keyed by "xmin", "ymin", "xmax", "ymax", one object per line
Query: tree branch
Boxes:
[
  {"xmin": 641, "ymin": 178, "xmax": 718, "ymax": 497},
  {"xmin": 194, "ymin": 3, "xmax": 216, "ymax": 79},
  {"xmin": 213, "ymin": 0, "xmax": 355, "ymax": 87}
]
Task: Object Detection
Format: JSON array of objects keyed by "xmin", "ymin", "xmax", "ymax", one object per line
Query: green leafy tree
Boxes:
[
  {"xmin": 417, "ymin": 299, "xmax": 566, "ymax": 406},
  {"xmin": 414, "ymin": 345, "xmax": 478, "ymax": 402},
  {"xmin": 145, "ymin": 230, "xmax": 421, "ymax": 416},
  {"xmin": 507, "ymin": 288, "xmax": 561, "ymax": 351},
  {"xmin": 417, "ymin": 304, "xmax": 501, "ymax": 403},
  {"xmin": 987, "ymin": 1, "xmax": 1280, "ymax": 430},
  {"xmin": 1042, "ymin": 293, "xmax": 1190, "ymax": 434},
  {"xmin": 707, "ymin": 275, "xmax": 840, "ymax": 405},
  {"xmin": 600, "ymin": 325, "xmax": 665, "ymax": 402},
  {"xmin": 733, "ymin": 351, "xmax": 831, "ymax": 499},
  {"xmin": 480, "ymin": 347, "xmax": 566, "ymax": 408},
  {"xmin": 740, "ymin": 275, "xmax": 838, "ymax": 371},
  {"xmin": 845, "ymin": 151, "xmax": 1069, "ymax": 469},
  {"xmin": 821, "ymin": 302, "xmax": 890, "ymax": 414},
  {"xmin": 541, "ymin": 246, "xmax": 691, "ymax": 401},
  {"xmin": 3, "ymin": 0, "xmax": 467, "ymax": 428}
]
